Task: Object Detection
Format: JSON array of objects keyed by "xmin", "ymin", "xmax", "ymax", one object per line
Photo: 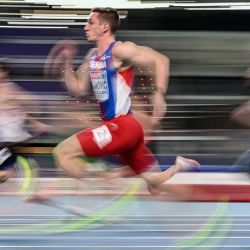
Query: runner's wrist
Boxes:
[{"xmin": 154, "ymin": 86, "xmax": 166, "ymax": 95}]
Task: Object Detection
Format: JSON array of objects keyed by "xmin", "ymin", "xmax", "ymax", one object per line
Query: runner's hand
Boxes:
[
  {"xmin": 151, "ymin": 91, "xmax": 167, "ymax": 126},
  {"xmin": 44, "ymin": 40, "xmax": 79, "ymax": 76}
]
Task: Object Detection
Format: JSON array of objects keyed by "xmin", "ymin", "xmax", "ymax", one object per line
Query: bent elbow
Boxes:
[
  {"xmin": 163, "ymin": 55, "xmax": 170, "ymax": 68},
  {"xmin": 156, "ymin": 55, "xmax": 170, "ymax": 71}
]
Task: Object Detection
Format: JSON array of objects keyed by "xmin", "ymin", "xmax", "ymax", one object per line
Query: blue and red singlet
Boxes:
[
  {"xmin": 76, "ymin": 41, "xmax": 156, "ymax": 174},
  {"xmin": 88, "ymin": 41, "xmax": 134, "ymax": 120}
]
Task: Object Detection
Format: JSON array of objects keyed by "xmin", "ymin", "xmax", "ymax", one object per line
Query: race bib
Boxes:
[
  {"xmin": 91, "ymin": 71, "xmax": 109, "ymax": 101},
  {"xmin": 92, "ymin": 125, "xmax": 112, "ymax": 149}
]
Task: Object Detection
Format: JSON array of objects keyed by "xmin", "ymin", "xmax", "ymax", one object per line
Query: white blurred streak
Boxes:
[
  {"xmin": 8, "ymin": 21, "xmax": 87, "ymax": 25},
  {"xmin": 0, "ymin": 25, "xmax": 68, "ymax": 28}
]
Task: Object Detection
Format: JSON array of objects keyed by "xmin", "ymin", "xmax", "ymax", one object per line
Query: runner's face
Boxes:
[{"xmin": 84, "ymin": 12, "xmax": 105, "ymax": 42}]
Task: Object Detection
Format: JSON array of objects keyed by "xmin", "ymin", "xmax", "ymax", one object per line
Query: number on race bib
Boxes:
[{"xmin": 92, "ymin": 125, "xmax": 112, "ymax": 149}]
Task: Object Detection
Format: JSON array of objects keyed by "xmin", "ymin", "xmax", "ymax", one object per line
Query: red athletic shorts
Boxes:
[{"xmin": 76, "ymin": 115, "xmax": 156, "ymax": 174}]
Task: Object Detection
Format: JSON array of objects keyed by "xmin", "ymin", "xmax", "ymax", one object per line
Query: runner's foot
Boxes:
[{"xmin": 176, "ymin": 156, "xmax": 200, "ymax": 171}]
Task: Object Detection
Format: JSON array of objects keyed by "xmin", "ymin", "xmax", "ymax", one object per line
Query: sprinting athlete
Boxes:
[{"xmin": 46, "ymin": 7, "xmax": 200, "ymax": 197}]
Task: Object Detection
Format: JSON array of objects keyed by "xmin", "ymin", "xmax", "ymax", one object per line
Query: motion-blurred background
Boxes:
[{"xmin": 1, "ymin": 0, "xmax": 250, "ymax": 175}]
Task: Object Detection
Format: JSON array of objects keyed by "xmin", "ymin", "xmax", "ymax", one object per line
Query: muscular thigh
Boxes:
[
  {"xmin": 120, "ymin": 141, "xmax": 157, "ymax": 175},
  {"xmin": 56, "ymin": 134, "xmax": 85, "ymax": 158},
  {"xmin": 76, "ymin": 115, "xmax": 143, "ymax": 157}
]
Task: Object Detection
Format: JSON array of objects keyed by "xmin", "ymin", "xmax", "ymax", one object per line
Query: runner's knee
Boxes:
[
  {"xmin": 52, "ymin": 143, "xmax": 69, "ymax": 163},
  {"xmin": 148, "ymin": 183, "xmax": 162, "ymax": 196}
]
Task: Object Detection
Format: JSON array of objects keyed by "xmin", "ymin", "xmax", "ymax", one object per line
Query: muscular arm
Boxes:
[
  {"xmin": 112, "ymin": 41, "xmax": 170, "ymax": 124},
  {"xmin": 45, "ymin": 40, "xmax": 94, "ymax": 97},
  {"xmin": 63, "ymin": 49, "xmax": 95, "ymax": 97},
  {"xmin": 112, "ymin": 41, "xmax": 169, "ymax": 94}
]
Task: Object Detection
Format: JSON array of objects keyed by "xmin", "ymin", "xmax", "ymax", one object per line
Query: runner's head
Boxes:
[{"xmin": 84, "ymin": 7, "xmax": 120, "ymax": 41}]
